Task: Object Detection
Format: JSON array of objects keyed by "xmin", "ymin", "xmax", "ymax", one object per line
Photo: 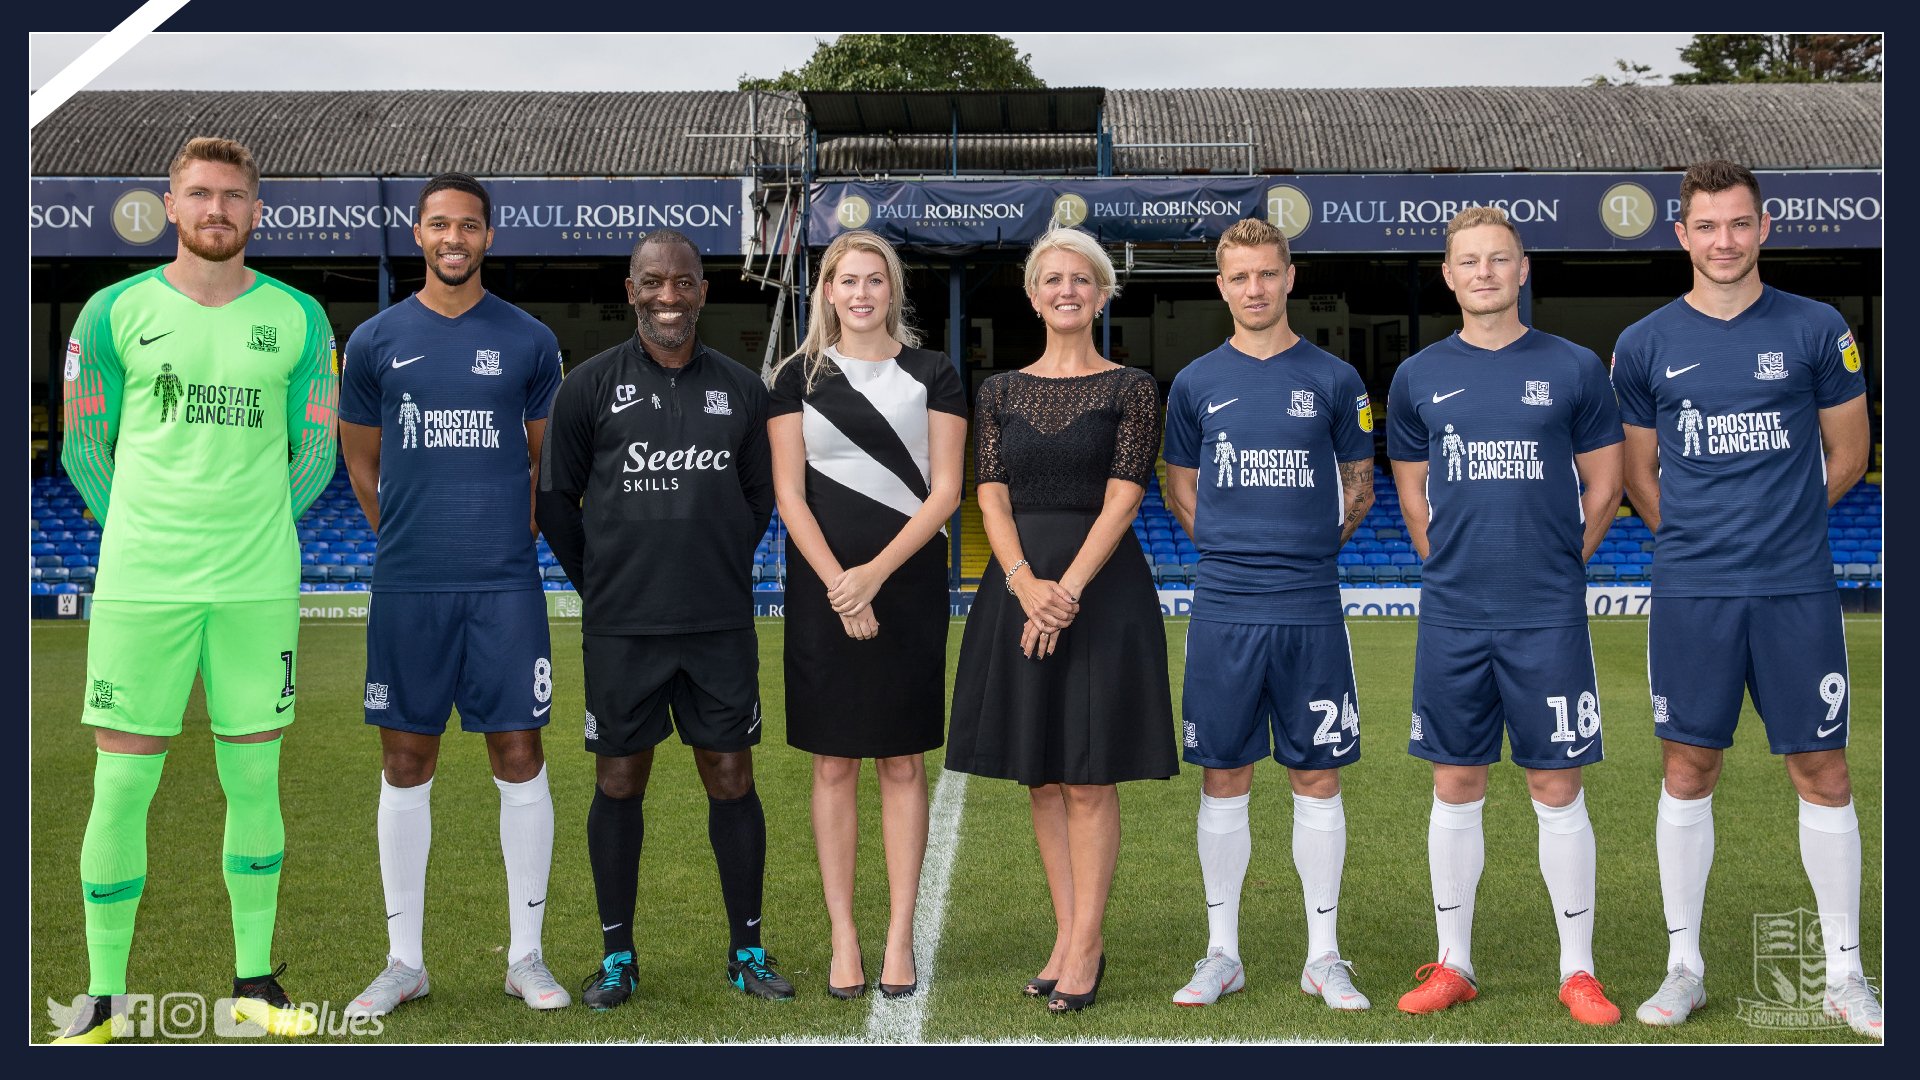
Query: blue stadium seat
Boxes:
[
  {"xmin": 1337, "ymin": 552, "xmax": 1363, "ymax": 566},
  {"xmin": 1374, "ymin": 527, "xmax": 1403, "ymax": 541},
  {"xmin": 31, "ymin": 542, "xmax": 57, "ymax": 556},
  {"xmin": 1351, "ymin": 527, "xmax": 1376, "ymax": 541},
  {"xmin": 300, "ymin": 566, "xmax": 326, "ymax": 583},
  {"xmin": 1374, "ymin": 565, "xmax": 1403, "ymax": 583},
  {"xmin": 542, "ymin": 565, "xmax": 569, "ymax": 582},
  {"xmin": 1598, "ymin": 552, "xmax": 1626, "ymax": 564},
  {"xmin": 1390, "ymin": 552, "xmax": 1419, "ymax": 566},
  {"xmin": 1345, "ymin": 565, "xmax": 1376, "ymax": 583},
  {"xmin": 1364, "ymin": 553, "xmax": 1391, "ymax": 566},
  {"xmin": 1401, "ymin": 562, "xmax": 1423, "ymax": 583},
  {"xmin": 753, "ymin": 581, "xmax": 781, "ymax": 591},
  {"xmin": 1382, "ymin": 540, "xmax": 1411, "ymax": 554},
  {"xmin": 1627, "ymin": 552, "xmax": 1653, "ymax": 565},
  {"xmin": 1588, "ymin": 565, "xmax": 1617, "ymax": 582},
  {"xmin": 35, "ymin": 554, "xmax": 63, "ymax": 568},
  {"xmin": 1354, "ymin": 540, "xmax": 1383, "ymax": 554},
  {"xmin": 31, "ymin": 582, "xmax": 52, "ymax": 596},
  {"xmin": 1845, "ymin": 562, "xmax": 1873, "ymax": 582},
  {"xmin": 1616, "ymin": 565, "xmax": 1647, "ymax": 582}
]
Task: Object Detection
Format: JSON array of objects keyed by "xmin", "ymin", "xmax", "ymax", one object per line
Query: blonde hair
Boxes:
[
  {"xmin": 1216, "ymin": 217, "xmax": 1290, "ymax": 268},
  {"xmin": 168, "ymin": 136, "xmax": 260, "ymax": 194},
  {"xmin": 772, "ymin": 230, "xmax": 919, "ymax": 393},
  {"xmin": 1024, "ymin": 226, "xmax": 1119, "ymax": 301},
  {"xmin": 1443, "ymin": 206, "xmax": 1524, "ymax": 259}
]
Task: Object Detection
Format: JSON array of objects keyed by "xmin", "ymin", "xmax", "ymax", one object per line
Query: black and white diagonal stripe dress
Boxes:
[{"xmin": 769, "ymin": 345, "xmax": 968, "ymax": 758}]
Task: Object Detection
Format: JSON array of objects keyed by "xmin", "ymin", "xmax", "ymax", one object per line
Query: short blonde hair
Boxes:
[
  {"xmin": 1443, "ymin": 206, "xmax": 1524, "ymax": 259},
  {"xmin": 1024, "ymin": 226, "xmax": 1119, "ymax": 301},
  {"xmin": 1216, "ymin": 217, "xmax": 1290, "ymax": 268},
  {"xmin": 168, "ymin": 136, "xmax": 260, "ymax": 194}
]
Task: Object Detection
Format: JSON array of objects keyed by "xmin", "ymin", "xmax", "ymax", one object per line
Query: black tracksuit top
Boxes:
[{"xmin": 536, "ymin": 336, "xmax": 773, "ymax": 635}]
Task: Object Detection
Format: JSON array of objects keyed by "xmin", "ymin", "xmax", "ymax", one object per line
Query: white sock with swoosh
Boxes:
[
  {"xmin": 378, "ymin": 774, "xmax": 433, "ymax": 970},
  {"xmin": 498, "ymin": 764, "xmax": 554, "ymax": 964},
  {"xmin": 1197, "ymin": 792, "xmax": 1250, "ymax": 959},
  {"xmin": 1293, "ymin": 792, "xmax": 1346, "ymax": 961},
  {"xmin": 1429, "ymin": 792, "xmax": 1483, "ymax": 978},
  {"xmin": 1656, "ymin": 785, "xmax": 1712, "ymax": 977},
  {"xmin": 1534, "ymin": 789, "xmax": 1596, "ymax": 981},
  {"xmin": 1798, "ymin": 797, "xmax": 1862, "ymax": 984}
]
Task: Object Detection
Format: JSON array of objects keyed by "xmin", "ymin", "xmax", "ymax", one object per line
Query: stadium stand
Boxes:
[{"xmin": 28, "ymin": 463, "xmax": 1883, "ymax": 597}]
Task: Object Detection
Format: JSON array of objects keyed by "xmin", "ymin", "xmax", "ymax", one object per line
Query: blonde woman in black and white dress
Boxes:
[{"xmin": 768, "ymin": 230, "xmax": 967, "ymax": 1000}]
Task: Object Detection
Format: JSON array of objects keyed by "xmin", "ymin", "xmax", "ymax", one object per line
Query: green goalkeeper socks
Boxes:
[
  {"xmin": 80, "ymin": 749, "xmax": 167, "ymax": 997},
  {"xmin": 215, "ymin": 736, "xmax": 285, "ymax": 981}
]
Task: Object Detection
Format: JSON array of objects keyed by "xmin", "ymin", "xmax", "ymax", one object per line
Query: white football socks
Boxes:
[
  {"xmin": 1798, "ymin": 797, "xmax": 1863, "ymax": 984},
  {"xmin": 1534, "ymin": 789, "xmax": 1597, "ymax": 981},
  {"xmin": 377, "ymin": 774, "xmax": 434, "ymax": 970},
  {"xmin": 497, "ymin": 764, "xmax": 555, "ymax": 965},
  {"xmin": 1429, "ymin": 792, "xmax": 1484, "ymax": 978},
  {"xmin": 1655, "ymin": 785, "xmax": 1713, "ymax": 978},
  {"xmin": 1197, "ymin": 791, "xmax": 1252, "ymax": 959},
  {"xmin": 1293, "ymin": 791, "xmax": 1347, "ymax": 961}
]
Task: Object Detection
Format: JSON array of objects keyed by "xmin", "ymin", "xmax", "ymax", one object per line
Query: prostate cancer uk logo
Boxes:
[{"xmin": 1737, "ymin": 907, "xmax": 1850, "ymax": 1030}]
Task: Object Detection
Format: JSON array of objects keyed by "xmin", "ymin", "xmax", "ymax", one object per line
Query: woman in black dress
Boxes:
[
  {"xmin": 768, "ymin": 229, "xmax": 967, "ymax": 999},
  {"xmin": 947, "ymin": 226, "xmax": 1179, "ymax": 1012}
]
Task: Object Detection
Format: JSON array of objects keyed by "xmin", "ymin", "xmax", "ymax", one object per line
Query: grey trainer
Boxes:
[
  {"xmin": 1635, "ymin": 964, "xmax": 1705, "ymax": 1027},
  {"xmin": 1301, "ymin": 952, "xmax": 1371, "ymax": 1011},
  {"xmin": 505, "ymin": 949, "xmax": 572, "ymax": 1010},
  {"xmin": 1173, "ymin": 947, "xmax": 1246, "ymax": 1006},
  {"xmin": 346, "ymin": 957, "xmax": 429, "ymax": 1018}
]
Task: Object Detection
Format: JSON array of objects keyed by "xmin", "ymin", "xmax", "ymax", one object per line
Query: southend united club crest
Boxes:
[
  {"xmin": 1287, "ymin": 390, "xmax": 1316, "ymax": 418},
  {"xmin": 1755, "ymin": 351, "xmax": 1788, "ymax": 381}
]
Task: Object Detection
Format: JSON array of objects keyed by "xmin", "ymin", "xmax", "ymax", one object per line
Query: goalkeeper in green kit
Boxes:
[{"xmin": 51, "ymin": 137, "xmax": 339, "ymax": 1044}]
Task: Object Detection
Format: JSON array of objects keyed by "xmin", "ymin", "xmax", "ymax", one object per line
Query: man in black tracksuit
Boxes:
[{"xmin": 535, "ymin": 229, "xmax": 790, "ymax": 1006}]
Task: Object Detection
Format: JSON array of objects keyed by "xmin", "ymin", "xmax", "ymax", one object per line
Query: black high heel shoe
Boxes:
[
  {"xmin": 880, "ymin": 977, "xmax": 917, "ymax": 999},
  {"xmin": 1024, "ymin": 975, "xmax": 1058, "ymax": 998},
  {"xmin": 1047, "ymin": 954, "xmax": 1106, "ymax": 1013},
  {"xmin": 828, "ymin": 951, "xmax": 868, "ymax": 1000}
]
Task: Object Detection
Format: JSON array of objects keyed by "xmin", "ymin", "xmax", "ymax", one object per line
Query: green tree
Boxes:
[
  {"xmin": 1671, "ymin": 34, "xmax": 1881, "ymax": 83},
  {"xmin": 739, "ymin": 34, "xmax": 1045, "ymax": 92},
  {"xmin": 1586, "ymin": 58, "xmax": 1660, "ymax": 87}
]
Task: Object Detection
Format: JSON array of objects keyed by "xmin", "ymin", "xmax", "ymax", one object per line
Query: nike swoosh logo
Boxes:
[
  {"xmin": 1206, "ymin": 901, "xmax": 1224, "ymax": 909},
  {"xmin": 526, "ymin": 898, "xmax": 545, "ymax": 908},
  {"xmin": 1437, "ymin": 904, "xmax": 1461, "ymax": 912},
  {"xmin": 746, "ymin": 716, "xmax": 762, "ymax": 734},
  {"xmin": 1566, "ymin": 741, "xmax": 1595, "ymax": 758},
  {"xmin": 1841, "ymin": 944, "xmax": 1858, "ymax": 952},
  {"xmin": 1205, "ymin": 398, "xmax": 1240, "ymax": 415},
  {"xmin": 1332, "ymin": 741, "xmax": 1356, "ymax": 757},
  {"xmin": 89, "ymin": 886, "xmax": 133, "ymax": 899},
  {"xmin": 532, "ymin": 704, "xmax": 551, "ymax": 717},
  {"xmin": 1665, "ymin": 364, "xmax": 1701, "ymax": 379},
  {"xmin": 392, "ymin": 355, "xmax": 425, "ymax": 368},
  {"xmin": 601, "ymin": 922, "xmax": 623, "ymax": 932},
  {"xmin": 251, "ymin": 858, "xmax": 282, "ymax": 872},
  {"xmin": 388, "ymin": 912, "xmax": 403, "ymax": 920},
  {"xmin": 1817, "ymin": 721, "xmax": 1845, "ymax": 738},
  {"xmin": 746, "ymin": 916, "xmax": 761, "ymax": 927},
  {"xmin": 538, "ymin": 991, "xmax": 560, "ymax": 1001},
  {"xmin": 139, "ymin": 331, "xmax": 174, "ymax": 346},
  {"xmin": 609, "ymin": 398, "xmax": 644, "ymax": 413},
  {"xmin": 276, "ymin": 698, "xmax": 295, "ymax": 713},
  {"xmin": 1649, "ymin": 1005, "xmax": 1673, "ymax": 1016},
  {"xmin": 1562, "ymin": 908, "xmax": 1589, "ymax": 919},
  {"xmin": 1316, "ymin": 905, "xmax": 1337, "ymax": 914},
  {"xmin": 1431, "ymin": 389, "xmax": 1466, "ymax": 403},
  {"xmin": 1667, "ymin": 927, "xmax": 1686, "ymax": 935}
]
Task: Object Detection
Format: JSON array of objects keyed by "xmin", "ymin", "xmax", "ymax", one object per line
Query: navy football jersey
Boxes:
[
  {"xmin": 1611, "ymin": 285, "xmax": 1866, "ymax": 597},
  {"xmin": 340, "ymin": 293, "xmax": 563, "ymax": 590},
  {"xmin": 1165, "ymin": 338, "xmax": 1373, "ymax": 624},
  {"xmin": 1387, "ymin": 329, "xmax": 1623, "ymax": 629}
]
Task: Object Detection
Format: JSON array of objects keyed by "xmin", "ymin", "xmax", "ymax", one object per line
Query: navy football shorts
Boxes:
[
  {"xmin": 1180, "ymin": 619, "xmax": 1361, "ymax": 770},
  {"xmin": 362, "ymin": 588, "xmax": 554, "ymax": 734},
  {"xmin": 1648, "ymin": 593, "xmax": 1851, "ymax": 755},
  {"xmin": 1408, "ymin": 621, "xmax": 1603, "ymax": 770}
]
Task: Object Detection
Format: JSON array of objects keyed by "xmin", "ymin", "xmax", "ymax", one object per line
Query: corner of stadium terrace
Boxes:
[{"xmin": 29, "ymin": 86, "xmax": 1882, "ymax": 619}]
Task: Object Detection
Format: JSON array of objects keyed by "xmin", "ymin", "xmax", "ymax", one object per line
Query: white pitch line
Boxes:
[
  {"xmin": 865, "ymin": 767, "xmax": 967, "ymax": 1044},
  {"xmin": 28, "ymin": 0, "xmax": 193, "ymax": 128}
]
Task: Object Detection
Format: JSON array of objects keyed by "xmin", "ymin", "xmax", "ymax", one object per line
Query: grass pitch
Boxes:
[{"xmin": 28, "ymin": 615, "xmax": 1881, "ymax": 1045}]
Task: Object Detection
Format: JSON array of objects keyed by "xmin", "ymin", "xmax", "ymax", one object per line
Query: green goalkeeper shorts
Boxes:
[{"xmin": 81, "ymin": 598, "xmax": 301, "ymax": 738}]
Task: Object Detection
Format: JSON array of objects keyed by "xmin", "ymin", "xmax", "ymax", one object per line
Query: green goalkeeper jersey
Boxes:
[{"xmin": 61, "ymin": 266, "xmax": 339, "ymax": 602}]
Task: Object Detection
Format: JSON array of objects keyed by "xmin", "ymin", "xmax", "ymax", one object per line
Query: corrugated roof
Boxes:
[
  {"xmin": 30, "ymin": 90, "xmax": 806, "ymax": 177},
  {"xmin": 31, "ymin": 84, "xmax": 1879, "ymax": 179},
  {"xmin": 803, "ymin": 89, "xmax": 1104, "ymax": 136},
  {"xmin": 1104, "ymin": 85, "xmax": 1882, "ymax": 173}
]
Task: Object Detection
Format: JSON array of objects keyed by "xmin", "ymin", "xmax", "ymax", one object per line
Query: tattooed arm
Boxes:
[{"xmin": 1337, "ymin": 457, "xmax": 1375, "ymax": 545}]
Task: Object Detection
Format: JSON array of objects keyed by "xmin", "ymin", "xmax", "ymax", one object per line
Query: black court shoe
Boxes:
[
  {"xmin": 1047, "ymin": 954, "xmax": 1106, "ymax": 1013},
  {"xmin": 828, "ymin": 952, "xmax": 868, "ymax": 1000},
  {"xmin": 1024, "ymin": 975, "xmax": 1058, "ymax": 998}
]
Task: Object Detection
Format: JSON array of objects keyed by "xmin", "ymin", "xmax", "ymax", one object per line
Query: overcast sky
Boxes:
[{"xmin": 29, "ymin": 33, "xmax": 1699, "ymax": 92}]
